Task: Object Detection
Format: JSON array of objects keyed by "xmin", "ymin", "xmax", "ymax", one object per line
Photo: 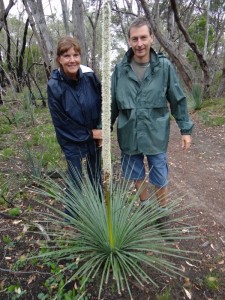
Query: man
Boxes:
[{"xmin": 111, "ymin": 17, "xmax": 194, "ymax": 210}]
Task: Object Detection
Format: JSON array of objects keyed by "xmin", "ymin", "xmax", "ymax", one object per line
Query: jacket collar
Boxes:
[
  {"xmin": 51, "ymin": 68, "xmax": 84, "ymax": 82},
  {"xmin": 122, "ymin": 47, "xmax": 160, "ymax": 73}
]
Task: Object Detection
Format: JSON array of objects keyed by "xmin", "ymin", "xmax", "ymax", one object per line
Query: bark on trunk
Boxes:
[
  {"xmin": 23, "ymin": 0, "xmax": 53, "ymax": 79},
  {"xmin": 87, "ymin": 0, "xmax": 102, "ymax": 73},
  {"xmin": 216, "ymin": 53, "xmax": 225, "ymax": 97},
  {"xmin": 72, "ymin": 0, "xmax": 88, "ymax": 65},
  {"xmin": 60, "ymin": 0, "xmax": 70, "ymax": 35},
  {"xmin": 140, "ymin": 0, "xmax": 193, "ymax": 91},
  {"xmin": 0, "ymin": 0, "xmax": 15, "ymax": 31},
  {"xmin": 170, "ymin": 0, "xmax": 210, "ymax": 98},
  {"xmin": 16, "ymin": 18, "xmax": 29, "ymax": 91}
]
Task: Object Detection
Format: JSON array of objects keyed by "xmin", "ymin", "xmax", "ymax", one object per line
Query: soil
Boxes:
[{"xmin": 0, "ymin": 113, "xmax": 225, "ymax": 299}]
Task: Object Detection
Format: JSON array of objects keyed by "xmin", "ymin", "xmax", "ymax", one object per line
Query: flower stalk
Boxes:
[{"xmin": 101, "ymin": 0, "xmax": 113, "ymax": 248}]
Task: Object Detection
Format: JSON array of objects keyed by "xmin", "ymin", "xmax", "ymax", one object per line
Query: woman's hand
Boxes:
[
  {"xmin": 92, "ymin": 129, "xmax": 102, "ymax": 139},
  {"xmin": 92, "ymin": 129, "xmax": 102, "ymax": 147}
]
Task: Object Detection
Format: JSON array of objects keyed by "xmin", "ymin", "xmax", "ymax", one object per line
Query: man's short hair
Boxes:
[{"xmin": 128, "ymin": 16, "xmax": 152, "ymax": 38}]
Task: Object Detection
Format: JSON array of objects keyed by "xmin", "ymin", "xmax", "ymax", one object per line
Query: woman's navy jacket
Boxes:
[{"xmin": 47, "ymin": 65, "xmax": 102, "ymax": 159}]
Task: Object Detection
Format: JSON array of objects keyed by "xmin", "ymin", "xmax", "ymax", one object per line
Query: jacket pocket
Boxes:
[{"xmin": 139, "ymin": 91, "xmax": 168, "ymax": 108}]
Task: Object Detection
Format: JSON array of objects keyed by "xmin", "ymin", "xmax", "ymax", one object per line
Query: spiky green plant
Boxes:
[
  {"xmin": 30, "ymin": 171, "xmax": 197, "ymax": 299},
  {"xmin": 187, "ymin": 83, "xmax": 203, "ymax": 110},
  {"xmin": 23, "ymin": 146, "xmax": 44, "ymax": 178}
]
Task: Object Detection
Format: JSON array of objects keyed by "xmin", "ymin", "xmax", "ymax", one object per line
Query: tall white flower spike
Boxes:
[{"xmin": 102, "ymin": 0, "xmax": 112, "ymax": 185}]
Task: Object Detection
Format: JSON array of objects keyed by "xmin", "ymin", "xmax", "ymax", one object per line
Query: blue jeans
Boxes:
[{"xmin": 121, "ymin": 152, "xmax": 168, "ymax": 188}]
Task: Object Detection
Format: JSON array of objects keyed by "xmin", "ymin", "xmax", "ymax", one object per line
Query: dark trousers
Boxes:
[{"xmin": 65, "ymin": 147, "xmax": 102, "ymax": 218}]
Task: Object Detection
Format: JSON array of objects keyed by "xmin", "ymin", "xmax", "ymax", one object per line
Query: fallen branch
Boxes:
[{"xmin": 0, "ymin": 267, "xmax": 51, "ymax": 276}]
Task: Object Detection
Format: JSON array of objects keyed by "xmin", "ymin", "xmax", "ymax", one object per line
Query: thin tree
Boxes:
[
  {"xmin": 86, "ymin": 0, "xmax": 102, "ymax": 73},
  {"xmin": 0, "ymin": 0, "xmax": 16, "ymax": 31},
  {"xmin": 60, "ymin": 0, "xmax": 70, "ymax": 35},
  {"xmin": 139, "ymin": 0, "xmax": 193, "ymax": 91},
  {"xmin": 216, "ymin": 52, "xmax": 225, "ymax": 97},
  {"xmin": 23, "ymin": 0, "xmax": 53, "ymax": 79},
  {"xmin": 16, "ymin": 18, "xmax": 29, "ymax": 92},
  {"xmin": 169, "ymin": 0, "xmax": 210, "ymax": 97},
  {"xmin": 203, "ymin": 0, "xmax": 211, "ymax": 59},
  {"xmin": 72, "ymin": 0, "xmax": 88, "ymax": 65}
]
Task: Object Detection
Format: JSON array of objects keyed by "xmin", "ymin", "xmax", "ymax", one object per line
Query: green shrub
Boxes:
[
  {"xmin": 8, "ymin": 207, "xmax": 21, "ymax": 217},
  {"xmin": 28, "ymin": 172, "xmax": 198, "ymax": 299},
  {"xmin": 187, "ymin": 84, "xmax": 203, "ymax": 110},
  {"xmin": 156, "ymin": 288, "xmax": 171, "ymax": 300},
  {"xmin": 204, "ymin": 273, "xmax": 219, "ymax": 291},
  {"xmin": 0, "ymin": 124, "xmax": 12, "ymax": 134},
  {"xmin": 1, "ymin": 147, "xmax": 15, "ymax": 160},
  {"xmin": 197, "ymin": 97, "xmax": 225, "ymax": 126}
]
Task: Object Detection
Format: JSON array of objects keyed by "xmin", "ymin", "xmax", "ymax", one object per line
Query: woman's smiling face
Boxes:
[{"xmin": 58, "ymin": 47, "xmax": 81, "ymax": 80}]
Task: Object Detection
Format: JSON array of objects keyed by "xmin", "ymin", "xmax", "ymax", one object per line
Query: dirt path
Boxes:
[
  {"xmin": 109, "ymin": 116, "xmax": 225, "ymax": 298},
  {"xmin": 168, "ymin": 116, "xmax": 225, "ymax": 227}
]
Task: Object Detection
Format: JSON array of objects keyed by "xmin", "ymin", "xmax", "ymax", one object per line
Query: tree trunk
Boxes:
[
  {"xmin": 23, "ymin": 0, "xmax": 53, "ymax": 79},
  {"xmin": 0, "ymin": 50, "xmax": 4, "ymax": 104},
  {"xmin": 16, "ymin": 18, "xmax": 29, "ymax": 91},
  {"xmin": 112, "ymin": 0, "xmax": 129, "ymax": 48},
  {"xmin": 203, "ymin": 0, "xmax": 210, "ymax": 59},
  {"xmin": 208, "ymin": 18, "xmax": 225, "ymax": 87},
  {"xmin": 0, "ymin": 0, "xmax": 13, "ymax": 73},
  {"xmin": 0, "ymin": 0, "xmax": 15, "ymax": 31},
  {"xmin": 5, "ymin": 19, "xmax": 12, "ymax": 73},
  {"xmin": 169, "ymin": 0, "xmax": 210, "ymax": 98},
  {"xmin": 26, "ymin": 0, "xmax": 54, "ymax": 56},
  {"xmin": 216, "ymin": 52, "xmax": 225, "ymax": 97},
  {"xmin": 87, "ymin": 0, "xmax": 102, "ymax": 73},
  {"xmin": 60, "ymin": 0, "xmax": 70, "ymax": 35},
  {"xmin": 72, "ymin": 0, "xmax": 88, "ymax": 65},
  {"xmin": 139, "ymin": 0, "xmax": 193, "ymax": 91},
  {"xmin": 167, "ymin": 5, "xmax": 175, "ymax": 41}
]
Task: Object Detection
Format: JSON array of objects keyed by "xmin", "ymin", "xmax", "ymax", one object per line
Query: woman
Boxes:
[{"xmin": 47, "ymin": 36, "xmax": 102, "ymax": 217}]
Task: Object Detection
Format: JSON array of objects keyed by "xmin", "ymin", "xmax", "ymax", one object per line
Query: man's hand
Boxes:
[{"xmin": 182, "ymin": 135, "xmax": 192, "ymax": 150}]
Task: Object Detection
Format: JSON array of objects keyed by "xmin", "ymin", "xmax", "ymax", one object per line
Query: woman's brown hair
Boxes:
[{"xmin": 56, "ymin": 36, "xmax": 81, "ymax": 65}]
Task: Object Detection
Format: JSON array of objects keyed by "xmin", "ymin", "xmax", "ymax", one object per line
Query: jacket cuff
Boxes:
[
  {"xmin": 181, "ymin": 129, "xmax": 193, "ymax": 135},
  {"xmin": 89, "ymin": 129, "xmax": 93, "ymax": 139}
]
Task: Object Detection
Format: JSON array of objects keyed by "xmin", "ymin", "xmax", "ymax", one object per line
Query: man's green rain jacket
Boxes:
[{"xmin": 111, "ymin": 47, "xmax": 194, "ymax": 155}]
